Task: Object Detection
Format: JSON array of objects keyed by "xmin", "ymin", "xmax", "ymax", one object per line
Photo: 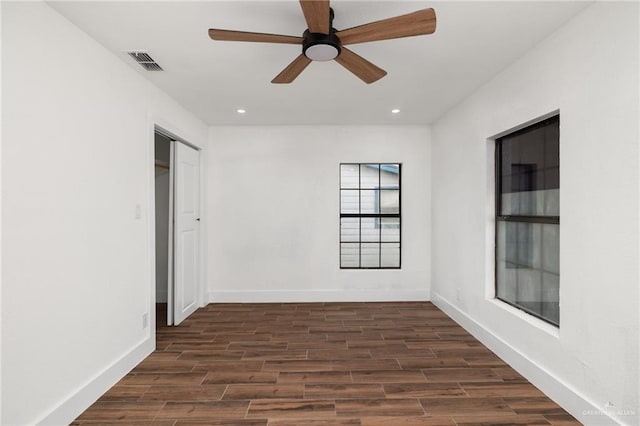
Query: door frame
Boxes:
[{"xmin": 147, "ymin": 114, "xmax": 206, "ymax": 341}]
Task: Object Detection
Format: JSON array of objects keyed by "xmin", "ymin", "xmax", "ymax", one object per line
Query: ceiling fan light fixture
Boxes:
[
  {"xmin": 304, "ymin": 43, "xmax": 339, "ymax": 61},
  {"xmin": 302, "ymin": 30, "xmax": 341, "ymax": 62}
]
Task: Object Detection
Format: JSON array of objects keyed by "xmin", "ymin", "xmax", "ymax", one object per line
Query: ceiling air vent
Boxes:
[{"xmin": 127, "ymin": 51, "xmax": 163, "ymax": 71}]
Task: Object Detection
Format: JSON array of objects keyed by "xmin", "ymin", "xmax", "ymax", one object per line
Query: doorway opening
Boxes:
[
  {"xmin": 154, "ymin": 132, "xmax": 171, "ymax": 329},
  {"xmin": 153, "ymin": 128, "xmax": 201, "ymax": 330}
]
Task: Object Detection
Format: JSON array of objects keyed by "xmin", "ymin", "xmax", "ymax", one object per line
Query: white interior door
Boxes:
[{"xmin": 173, "ymin": 141, "xmax": 200, "ymax": 325}]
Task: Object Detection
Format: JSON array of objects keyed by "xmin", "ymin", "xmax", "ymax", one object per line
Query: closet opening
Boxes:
[
  {"xmin": 154, "ymin": 132, "xmax": 171, "ymax": 328},
  {"xmin": 153, "ymin": 127, "xmax": 201, "ymax": 330}
]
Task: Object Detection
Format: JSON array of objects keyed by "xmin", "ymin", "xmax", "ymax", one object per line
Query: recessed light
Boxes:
[
  {"xmin": 391, "ymin": 109, "xmax": 400, "ymax": 114},
  {"xmin": 236, "ymin": 108, "xmax": 246, "ymax": 114}
]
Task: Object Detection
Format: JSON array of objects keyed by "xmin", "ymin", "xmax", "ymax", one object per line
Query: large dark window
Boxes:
[
  {"xmin": 340, "ymin": 163, "xmax": 401, "ymax": 269},
  {"xmin": 496, "ymin": 115, "xmax": 559, "ymax": 326}
]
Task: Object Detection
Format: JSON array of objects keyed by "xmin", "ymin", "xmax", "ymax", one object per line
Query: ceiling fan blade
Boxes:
[
  {"xmin": 335, "ymin": 47, "xmax": 387, "ymax": 84},
  {"xmin": 299, "ymin": 0, "xmax": 331, "ymax": 34},
  {"xmin": 208, "ymin": 29, "xmax": 302, "ymax": 44},
  {"xmin": 336, "ymin": 8, "xmax": 436, "ymax": 45},
  {"xmin": 272, "ymin": 54, "xmax": 313, "ymax": 84}
]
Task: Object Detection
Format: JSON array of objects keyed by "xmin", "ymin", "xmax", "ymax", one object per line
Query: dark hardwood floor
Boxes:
[{"xmin": 72, "ymin": 302, "xmax": 580, "ymax": 425}]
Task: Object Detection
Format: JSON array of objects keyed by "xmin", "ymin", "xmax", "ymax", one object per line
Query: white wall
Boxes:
[
  {"xmin": 430, "ymin": 3, "xmax": 639, "ymax": 425},
  {"xmin": 1, "ymin": 2, "xmax": 207, "ymax": 425},
  {"xmin": 207, "ymin": 125, "xmax": 430, "ymax": 302}
]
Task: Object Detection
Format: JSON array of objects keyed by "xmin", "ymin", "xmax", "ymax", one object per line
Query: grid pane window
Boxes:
[
  {"xmin": 340, "ymin": 163, "xmax": 401, "ymax": 269},
  {"xmin": 496, "ymin": 115, "xmax": 559, "ymax": 326}
]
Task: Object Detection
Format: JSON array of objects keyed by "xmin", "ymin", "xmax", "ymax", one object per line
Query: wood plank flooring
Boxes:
[{"xmin": 72, "ymin": 302, "xmax": 580, "ymax": 425}]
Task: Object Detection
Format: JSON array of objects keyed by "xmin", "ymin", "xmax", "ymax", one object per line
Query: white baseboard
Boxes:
[
  {"xmin": 36, "ymin": 337, "xmax": 154, "ymax": 426},
  {"xmin": 208, "ymin": 289, "xmax": 429, "ymax": 303},
  {"xmin": 431, "ymin": 292, "xmax": 624, "ymax": 426}
]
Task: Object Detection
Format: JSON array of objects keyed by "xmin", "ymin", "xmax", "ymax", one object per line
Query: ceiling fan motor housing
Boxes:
[{"xmin": 302, "ymin": 30, "xmax": 341, "ymax": 61}]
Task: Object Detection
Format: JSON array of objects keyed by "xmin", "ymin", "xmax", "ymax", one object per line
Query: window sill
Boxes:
[{"xmin": 488, "ymin": 298, "xmax": 560, "ymax": 338}]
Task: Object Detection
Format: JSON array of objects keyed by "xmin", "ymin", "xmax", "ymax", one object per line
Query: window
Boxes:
[
  {"xmin": 340, "ymin": 163, "xmax": 401, "ymax": 269},
  {"xmin": 495, "ymin": 115, "xmax": 559, "ymax": 326}
]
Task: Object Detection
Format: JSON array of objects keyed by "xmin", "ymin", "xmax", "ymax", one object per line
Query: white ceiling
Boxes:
[{"xmin": 49, "ymin": 1, "xmax": 590, "ymax": 125}]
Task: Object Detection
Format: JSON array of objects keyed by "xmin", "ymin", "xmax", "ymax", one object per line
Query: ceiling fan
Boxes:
[{"xmin": 208, "ymin": 1, "xmax": 436, "ymax": 84}]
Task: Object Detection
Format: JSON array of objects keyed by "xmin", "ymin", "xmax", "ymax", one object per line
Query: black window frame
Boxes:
[
  {"xmin": 495, "ymin": 115, "xmax": 560, "ymax": 327},
  {"xmin": 340, "ymin": 163, "xmax": 401, "ymax": 269}
]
